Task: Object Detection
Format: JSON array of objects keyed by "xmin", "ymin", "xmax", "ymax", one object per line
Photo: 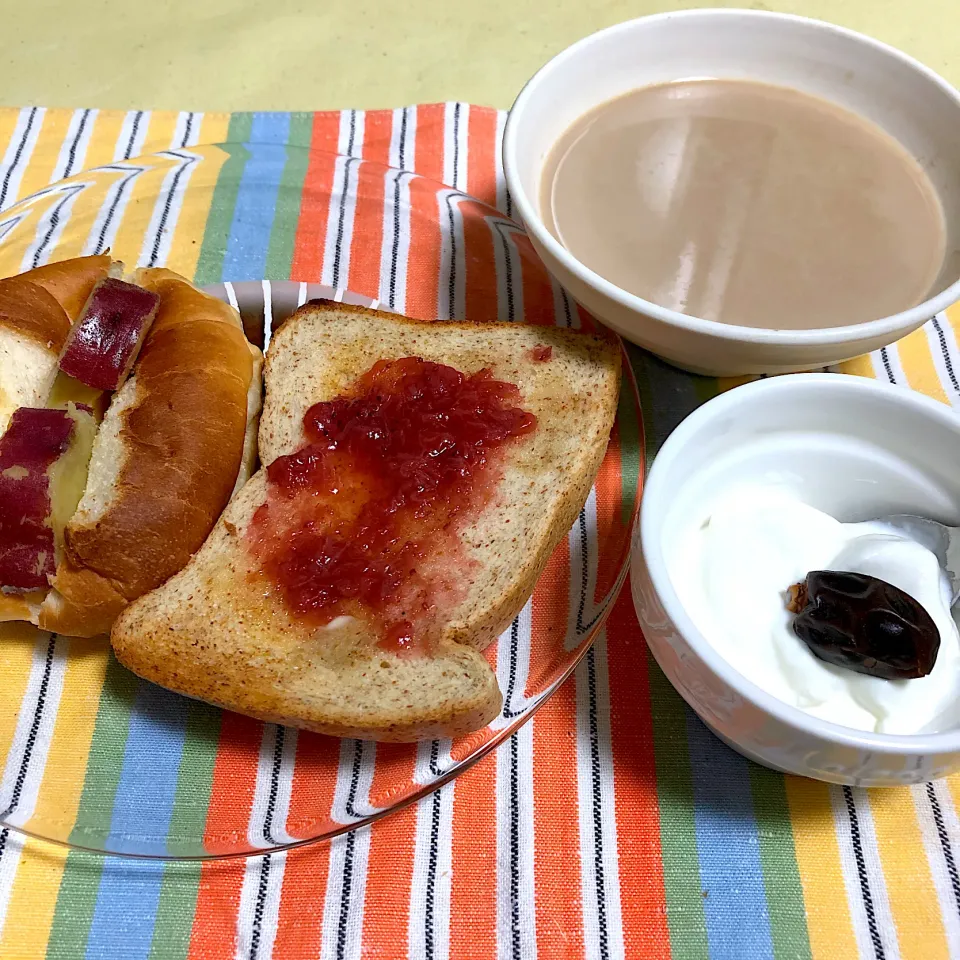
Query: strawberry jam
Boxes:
[{"xmin": 249, "ymin": 357, "xmax": 537, "ymax": 653}]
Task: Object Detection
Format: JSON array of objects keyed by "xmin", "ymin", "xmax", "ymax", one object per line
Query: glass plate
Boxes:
[{"xmin": 0, "ymin": 145, "xmax": 643, "ymax": 858}]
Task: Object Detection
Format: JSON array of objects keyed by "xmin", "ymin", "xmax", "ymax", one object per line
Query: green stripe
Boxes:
[
  {"xmin": 648, "ymin": 650, "xmax": 710, "ymax": 959},
  {"xmin": 264, "ymin": 113, "xmax": 313, "ymax": 280},
  {"xmin": 749, "ymin": 766, "xmax": 813, "ymax": 960},
  {"xmin": 166, "ymin": 699, "xmax": 222, "ymax": 856},
  {"xmin": 144, "ymin": 687, "xmax": 224, "ymax": 955},
  {"xmin": 68, "ymin": 655, "xmax": 139, "ymax": 849},
  {"xmin": 193, "ymin": 113, "xmax": 254, "ymax": 286},
  {"xmin": 47, "ymin": 656, "xmax": 139, "ymax": 957},
  {"xmin": 618, "ymin": 357, "xmax": 643, "ymax": 526},
  {"xmin": 148, "ymin": 862, "xmax": 203, "ymax": 960},
  {"xmin": 46, "ymin": 853, "xmax": 107, "ymax": 960}
]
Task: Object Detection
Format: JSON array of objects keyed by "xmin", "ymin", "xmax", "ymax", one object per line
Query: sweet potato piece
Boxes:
[
  {"xmin": 58, "ymin": 278, "xmax": 159, "ymax": 390},
  {"xmin": 0, "ymin": 404, "xmax": 97, "ymax": 591}
]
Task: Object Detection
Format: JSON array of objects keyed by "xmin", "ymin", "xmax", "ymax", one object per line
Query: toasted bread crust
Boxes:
[
  {"xmin": 113, "ymin": 304, "xmax": 620, "ymax": 739},
  {"xmin": 0, "ymin": 254, "xmax": 112, "ymax": 352},
  {"xmin": 40, "ymin": 268, "xmax": 261, "ymax": 637}
]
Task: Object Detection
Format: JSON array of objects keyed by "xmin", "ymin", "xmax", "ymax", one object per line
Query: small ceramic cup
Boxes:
[
  {"xmin": 503, "ymin": 10, "xmax": 960, "ymax": 376},
  {"xmin": 631, "ymin": 374, "xmax": 960, "ymax": 785}
]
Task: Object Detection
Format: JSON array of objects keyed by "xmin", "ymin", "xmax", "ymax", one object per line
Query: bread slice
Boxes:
[{"xmin": 111, "ymin": 303, "xmax": 621, "ymax": 741}]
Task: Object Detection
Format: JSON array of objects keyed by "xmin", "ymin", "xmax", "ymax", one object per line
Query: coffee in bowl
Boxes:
[{"xmin": 541, "ymin": 79, "xmax": 946, "ymax": 330}]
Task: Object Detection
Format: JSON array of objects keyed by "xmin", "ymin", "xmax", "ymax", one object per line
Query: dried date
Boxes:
[{"xmin": 789, "ymin": 570, "xmax": 940, "ymax": 680}]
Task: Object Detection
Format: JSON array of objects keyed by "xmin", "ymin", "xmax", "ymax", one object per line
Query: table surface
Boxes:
[{"xmin": 3, "ymin": 0, "xmax": 959, "ymax": 112}]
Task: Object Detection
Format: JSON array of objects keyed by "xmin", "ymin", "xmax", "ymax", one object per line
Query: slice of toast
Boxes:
[{"xmin": 111, "ymin": 303, "xmax": 621, "ymax": 741}]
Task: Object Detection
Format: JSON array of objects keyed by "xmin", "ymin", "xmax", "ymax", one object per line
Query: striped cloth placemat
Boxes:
[{"xmin": 0, "ymin": 105, "xmax": 960, "ymax": 960}]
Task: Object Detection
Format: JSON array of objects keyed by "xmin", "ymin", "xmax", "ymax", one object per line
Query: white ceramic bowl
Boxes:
[
  {"xmin": 631, "ymin": 374, "xmax": 960, "ymax": 785},
  {"xmin": 503, "ymin": 10, "xmax": 960, "ymax": 376}
]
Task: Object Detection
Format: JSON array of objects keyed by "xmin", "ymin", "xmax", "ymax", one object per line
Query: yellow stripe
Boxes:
[
  {"xmin": 15, "ymin": 109, "xmax": 73, "ymax": 203},
  {"xmin": 0, "ymin": 110, "xmax": 25, "ymax": 167},
  {"xmin": 138, "ymin": 111, "xmax": 180, "ymax": 156},
  {"xmin": 945, "ymin": 300, "xmax": 960, "ymax": 331},
  {"xmin": 785, "ymin": 776, "xmax": 860, "ymax": 960},
  {"xmin": 869, "ymin": 789, "xmax": 949, "ymax": 959},
  {"xmin": 0, "ymin": 623, "xmax": 43, "ymax": 763},
  {"xmin": 895, "ymin": 328, "xmax": 950, "ymax": 403},
  {"xmin": 103, "ymin": 113, "xmax": 182, "ymax": 265},
  {"xmin": 45, "ymin": 111, "xmax": 133, "ymax": 263},
  {"xmin": 837, "ymin": 351, "xmax": 877, "ymax": 378},
  {"xmin": 717, "ymin": 373, "xmax": 757, "ymax": 394},
  {"xmin": 196, "ymin": 113, "xmax": 231, "ymax": 146},
  {"xmin": 163, "ymin": 144, "xmax": 231, "ymax": 280},
  {"xmin": 0, "ymin": 637, "xmax": 109, "ymax": 960},
  {"xmin": 79, "ymin": 110, "xmax": 127, "ymax": 170}
]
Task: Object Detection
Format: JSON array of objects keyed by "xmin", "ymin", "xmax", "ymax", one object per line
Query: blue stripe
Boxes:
[
  {"xmin": 84, "ymin": 682, "xmax": 191, "ymax": 960},
  {"xmin": 686, "ymin": 713, "xmax": 776, "ymax": 960},
  {"xmin": 220, "ymin": 112, "xmax": 292, "ymax": 280}
]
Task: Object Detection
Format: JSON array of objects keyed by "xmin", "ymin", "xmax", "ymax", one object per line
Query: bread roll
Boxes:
[{"xmin": 38, "ymin": 268, "xmax": 263, "ymax": 636}]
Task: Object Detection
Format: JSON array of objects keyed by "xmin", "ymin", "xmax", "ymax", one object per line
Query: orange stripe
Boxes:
[
  {"xmin": 271, "ymin": 844, "xmax": 333, "ymax": 959},
  {"xmin": 403, "ymin": 105, "xmax": 446, "ymax": 322},
  {"xmin": 404, "ymin": 174, "xmax": 442, "ymax": 322},
  {"xmin": 347, "ymin": 159, "xmax": 389, "ymax": 299},
  {"xmin": 414, "ymin": 104, "xmax": 445, "ymax": 185},
  {"xmin": 290, "ymin": 113, "xmax": 342, "ymax": 281},
  {"xmin": 269, "ymin": 733, "xmax": 342, "ymax": 959},
  {"xmin": 531, "ymin": 541, "xmax": 585, "ymax": 958},
  {"xmin": 606, "ymin": 586, "xmax": 672, "ymax": 957},
  {"xmin": 369, "ymin": 742, "xmax": 418, "ymax": 809},
  {"xmin": 345, "ymin": 110, "xmax": 393, "ymax": 298},
  {"xmin": 460, "ymin": 197, "xmax": 500, "ymax": 324},
  {"xmin": 187, "ymin": 712, "xmax": 261, "ymax": 958},
  {"xmin": 359, "ymin": 799, "xmax": 418, "ymax": 951},
  {"xmin": 201, "ymin": 712, "xmax": 260, "ymax": 855},
  {"xmin": 515, "ymin": 230, "xmax": 557, "ymax": 327},
  {"xmin": 449, "ymin": 753, "xmax": 499, "ymax": 960},
  {"xmin": 467, "ymin": 107, "xmax": 499, "ymax": 209},
  {"xmin": 360, "ymin": 109, "xmax": 393, "ymax": 166},
  {"xmin": 459, "ymin": 105, "xmax": 502, "ymax": 326},
  {"xmin": 187, "ymin": 859, "xmax": 247, "ymax": 960},
  {"xmin": 285, "ymin": 732, "xmax": 342, "ymax": 840},
  {"xmin": 593, "ymin": 421, "xmax": 624, "ymax": 599}
]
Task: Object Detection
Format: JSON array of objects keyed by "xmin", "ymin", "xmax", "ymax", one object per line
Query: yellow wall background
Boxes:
[{"xmin": 2, "ymin": 0, "xmax": 958, "ymax": 112}]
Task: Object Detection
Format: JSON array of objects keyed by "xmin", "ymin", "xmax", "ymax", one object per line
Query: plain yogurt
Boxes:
[{"xmin": 667, "ymin": 484, "xmax": 960, "ymax": 734}]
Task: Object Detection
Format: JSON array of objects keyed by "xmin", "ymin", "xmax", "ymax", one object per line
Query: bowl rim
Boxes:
[
  {"xmin": 638, "ymin": 372, "xmax": 960, "ymax": 756},
  {"xmin": 502, "ymin": 8, "xmax": 960, "ymax": 347}
]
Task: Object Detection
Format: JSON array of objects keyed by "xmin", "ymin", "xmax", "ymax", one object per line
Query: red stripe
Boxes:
[{"xmin": 290, "ymin": 113, "xmax": 342, "ymax": 281}]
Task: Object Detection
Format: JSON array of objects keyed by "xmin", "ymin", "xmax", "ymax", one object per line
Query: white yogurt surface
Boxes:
[{"xmin": 668, "ymin": 485, "xmax": 960, "ymax": 734}]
